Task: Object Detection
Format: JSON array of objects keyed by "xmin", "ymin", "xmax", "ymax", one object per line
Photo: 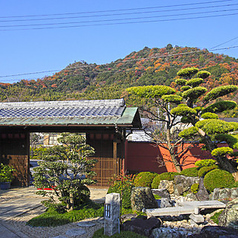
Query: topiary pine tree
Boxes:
[
  {"xmin": 33, "ymin": 133, "xmax": 97, "ymax": 210},
  {"xmin": 172, "ymin": 67, "xmax": 238, "ymax": 174},
  {"xmin": 126, "ymin": 67, "xmax": 238, "ymax": 175},
  {"xmin": 126, "ymin": 85, "xmax": 190, "ymax": 172}
]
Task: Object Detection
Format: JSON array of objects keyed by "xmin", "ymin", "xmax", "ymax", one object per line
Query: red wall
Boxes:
[{"xmin": 125, "ymin": 141, "xmax": 212, "ymax": 174}]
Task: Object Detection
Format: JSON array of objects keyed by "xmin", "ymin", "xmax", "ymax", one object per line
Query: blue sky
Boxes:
[{"xmin": 0, "ymin": 0, "xmax": 238, "ymax": 83}]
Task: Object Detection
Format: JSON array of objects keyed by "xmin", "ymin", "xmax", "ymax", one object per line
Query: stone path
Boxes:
[{"xmin": 0, "ymin": 186, "xmax": 108, "ymax": 238}]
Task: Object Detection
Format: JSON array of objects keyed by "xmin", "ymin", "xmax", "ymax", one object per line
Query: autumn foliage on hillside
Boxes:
[{"xmin": 0, "ymin": 45, "xmax": 237, "ymax": 110}]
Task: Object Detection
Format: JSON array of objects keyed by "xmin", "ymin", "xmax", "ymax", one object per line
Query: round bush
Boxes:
[
  {"xmin": 134, "ymin": 172, "xmax": 157, "ymax": 188},
  {"xmin": 195, "ymin": 159, "xmax": 216, "ymax": 168},
  {"xmin": 204, "ymin": 169, "xmax": 235, "ymax": 192},
  {"xmin": 180, "ymin": 167, "xmax": 199, "ymax": 177},
  {"xmin": 198, "ymin": 165, "xmax": 218, "ymax": 177},
  {"xmin": 159, "ymin": 172, "xmax": 180, "ymax": 181},
  {"xmin": 151, "ymin": 175, "xmax": 161, "ymax": 189}
]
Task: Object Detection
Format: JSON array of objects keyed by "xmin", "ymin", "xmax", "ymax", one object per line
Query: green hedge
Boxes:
[
  {"xmin": 134, "ymin": 172, "xmax": 157, "ymax": 188},
  {"xmin": 180, "ymin": 167, "xmax": 199, "ymax": 177},
  {"xmin": 151, "ymin": 174, "xmax": 161, "ymax": 189},
  {"xmin": 159, "ymin": 172, "xmax": 180, "ymax": 181},
  {"xmin": 195, "ymin": 159, "xmax": 216, "ymax": 168},
  {"xmin": 204, "ymin": 169, "xmax": 235, "ymax": 192},
  {"xmin": 198, "ymin": 165, "xmax": 218, "ymax": 177}
]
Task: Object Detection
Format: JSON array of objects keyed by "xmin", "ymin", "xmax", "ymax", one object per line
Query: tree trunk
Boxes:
[{"xmin": 166, "ymin": 128, "xmax": 181, "ymax": 173}]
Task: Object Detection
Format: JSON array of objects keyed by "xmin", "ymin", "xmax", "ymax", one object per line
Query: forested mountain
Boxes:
[{"xmin": 1, "ymin": 44, "xmax": 238, "ymax": 115}]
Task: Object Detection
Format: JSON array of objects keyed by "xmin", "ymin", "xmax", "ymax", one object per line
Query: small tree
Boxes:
[{"xmin": 33, "ymin": 133, "xmax": 97, "ymax": 210}]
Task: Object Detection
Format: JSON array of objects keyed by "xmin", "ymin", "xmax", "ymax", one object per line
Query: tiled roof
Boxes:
[{"xmin": 0, "ymin": 99, "xmax": 141, "ymax": 127}]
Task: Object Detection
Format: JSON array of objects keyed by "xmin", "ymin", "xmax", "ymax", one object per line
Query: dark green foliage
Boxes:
[
  {"xmin": 215, "ymin": 134, "xmax": 238, "ymax": 149},
  {"xmin": 202, "ymin": 100, "xmax": 237, "ymax": 113},
  {"xmin": 191, "ymin": 183, "xmax": 199, "ymax": 194},
  {"xmin": 108, "ymin": 174, "xmax": 134, "ymax": 209},
  {"xmin": 180, "ymin": 167, "xmax": 199, "ymax": 177},
  {"xmin": 92, "ymin": 228, "xmax": 147, "ymax": 238},
  {"xmin": 177, "ymin": 67, "xmax": 199, "ymax": 78},
  {"xmin": 186, "ymin": 78, "xmax": 204, "ymax": 87},
  {"xmin": 204, "ymin": 169, "xmax": 235, "ymax": 192},
  {"xmin": 126, "ymin": 85, "xmax": 175, "ymax": 98},
  {"xmin": 178, "ymin": 126, "xmax": 198, "ymax": 138},
  {"xmin": 171, "ymin": 104, "xmax": 197, "ymax": 116},
  {"xmin": 161, "ymin": 94, "xmax": 182, "ymax": 103},
  {"xmin": 181, "ymin": 86, "xmax": 191, "ymax": 91},
  {"xmin": 204, "ymin": 85, "xmax": 238, "ymax": 101},
  {"xmin": 159, "ymin": 172, "xmax": 180, "ymax": 181},
  {"xmin": 211, "ymin": 147, "xmax": 233, "ymax": 157},
  {"xmin": 151, "ymin": 174, "xmax": 161, "ymax": 189},
  {"xmin": 195, "ymin": 159, "xmax": 216, "ymax": 168},
  {"xmin": 201, "ymin": 112, "xmax": 218, "ymax": 119},
  {"xmin": 196, "ymin": 119, "xmax": 234, "ymax": 135},
  {"xmin": 27, "ymin": 201, "xmax": 104, "ymax": 227},
  {"xmin": 175, "ymin": 78, "xmax": 187, "ymax": 86},
  {"xmin": 134, "ymin": 172, "xmax": 157, "ymax": 188},
  {"xmin": 198, "ymin": 165, "xmax": 218, "ymax": 177},
  {"xmin": 182, "ymin": 87, "xmax": 207, "ymax": 100},
  {"xmin": 197, "ymin": 70, "xmax": 211, "ymax": 79}
]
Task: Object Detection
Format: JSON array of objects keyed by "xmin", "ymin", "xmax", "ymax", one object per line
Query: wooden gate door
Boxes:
[{"xmin": 91, "ymin": 157, "xmax": 121, "ymax": 187}]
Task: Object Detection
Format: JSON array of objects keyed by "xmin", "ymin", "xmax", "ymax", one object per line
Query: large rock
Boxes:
[
  {"xmin": 218, "ymin": 197, "xmax": 238, "ymax": 230},
  {"xmin": 173, "ymin": 175, "xmax": 200, "ymax": 196},
  {"xmin": 122, "ymin": 217, "xmax": 161, "ymax": 237},
  {"xmin": 152, "ymin": 227, "xmax": 187, "ymax": 238},
  {"xmin": 157, "ymin": 198, "xmax": 173, "ymax": 208},
  {"xmin": 212, "ymin": 188, "xmax": 238, "ymax": 201},
  {"xmin": 131, "ymin": 187, "xmax": 158, "ymax": 212},
  {"xmin": 152, "ymin": 189, "xmax": 171, "ymax": 199},
  {"xmin": 187, "ymin": 226, "xmax": 238, "ymax": 238},
  {"xmin": 196, "ymin": 178, "xmax": 209, "ymax": 201},
  {"xmin": 158, "ymin": 180, "xmax": 174, "ymax": 194}
]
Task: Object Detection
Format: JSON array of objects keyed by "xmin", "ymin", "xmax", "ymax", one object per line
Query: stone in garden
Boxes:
[
  {"xmin": 131, "ymin": 187, "xmax": 158, "ymax": 212},
  {"xmin": 65, "ymin": 228, "xmax": 86, "ymax": 236},
  {"xmin": 231, "ymin": 188, "xmax": 238, "ymax": 199},
  {"xmin": 77, "ymin": 221, "xmax": 96, "ymax": 227},
  {"xmin": 122, "ymin": 217, "xmax": 161, "ymax": 237},
  {"xmin": 173, "ymin": 175, "xmax": 199, "ymax": 196},
  {"xmin": 218, "ymin": 197, "xmax": 238, "ymax": 230},
  {"xmin": 186, "ymin": 193, "xmax": 198, "ymax": 201},
  {"xmin": 157, "ymin": 198, "xmax": 173, "ymax": 208},
  {"xmin": 152, "ymin": 227, "xmax": 186, "ymax": 238},
  {"xmin": 51, "ymin": 236, "xmax": 67, "ymax": 238},
  {"xmin": 152, "ymin": 189, "xmax": 171, "ymax": 199},
  {"xmin": 158, "ymin": 180, "xmax": 174, "ymax": 194},
  {"xmin": 196, "ymin": 178, "xmax": 209, "ymax": 201},
  {"xmin": 199, "ymin": 225, "xmax": 238, "ymax": 238},
  {"xmin": 120, "ymin": 213, "xmax": 137, "ymax": 223},
  {"xmin": 104, "ymin": 193, "xmax": 120, "ymax": 236},
  {"xmin": 189, "ymin": 214, "xmax": 204, "ymax": 224}
]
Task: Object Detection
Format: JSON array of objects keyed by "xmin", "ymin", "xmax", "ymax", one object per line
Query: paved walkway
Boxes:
[{"xmin": 0, "ymin": 186, "xmax": 108, "ymax": 238}]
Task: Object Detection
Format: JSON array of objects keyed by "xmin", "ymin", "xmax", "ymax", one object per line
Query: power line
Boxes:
[
  {"xmin": 0, "ymin": 0, "xmax": 232, "ymax": 19},
  {"xmin": 0, "ymin": 45, "xmax": 237, "ymax": 80},
  {"xmin": 0, "ymin": 2, "xmax": 236, "ymax": 23},
  {"xmin": 1, "ymin": 8, "xmax": 237, "ymax": 29}
]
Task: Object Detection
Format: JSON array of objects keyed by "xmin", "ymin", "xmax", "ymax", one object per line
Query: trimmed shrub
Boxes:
[
  {"xmin": 201, "ymin": 112, "xmax": 218, "ymax": 119},
  {"xmin": 159, "ymin": 172, "xmax": 180, "ymax": 181},
  {"xmin": 175, "ymin": 78, "xmax": 187, "ymax": 86},
  {"xmin": 195, "ymin": 159, "xmax": 216, "ymax": 168},
  {"xmin": 198, "ymin": 165, "xmax": 218, "ymax": 177},
  {"xmin": 186, "ymin": 78, "xmax": 204, "ymax": 87},
  {"xmin": 191, "ymin": 183, "xmax": 199, "ymax": 194},
  {"xmin": 151, "ymin": 174, "xmax": 161, "ymax": 189},
  {"xmin": 180, "ymin": 167, "xmax": 199, "ymax": 177},
  {"xmin": 134, "ymin": 172, "xmax": 157, "ymax": 188},
  {"xmin": 204, "ymin": 169, "xmax": 235, "ymax": 192},
  {"xmin": 211, "ymin": 147, "xmax": 233, "ymax": 157}
]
